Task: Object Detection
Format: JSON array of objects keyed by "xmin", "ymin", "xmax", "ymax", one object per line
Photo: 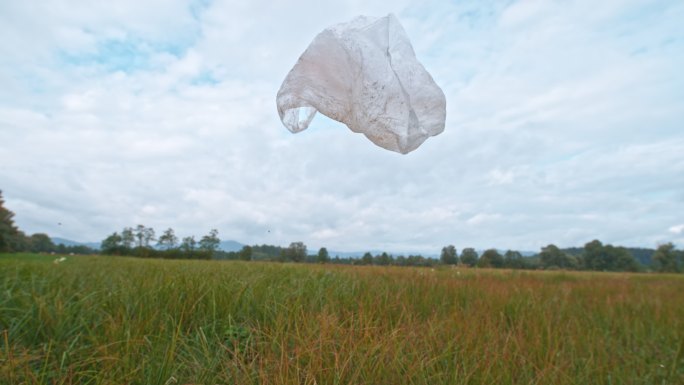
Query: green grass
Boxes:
[{"xmin": 1, "ymin": 253, "xmax": 683, "ymax": 384}]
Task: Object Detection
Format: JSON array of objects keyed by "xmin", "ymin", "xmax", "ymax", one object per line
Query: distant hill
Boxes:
[
  {"xmin": 219, "ymin": 240, "xmax": 245, "ymax": 252},
  {"xmin": 51, "ymin": 237, "xmax": 100, "ymax": 250}
]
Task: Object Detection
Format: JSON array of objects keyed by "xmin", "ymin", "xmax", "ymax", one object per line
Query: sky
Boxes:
[{"xmin": 1, "ymin": 0, "xmax": 683, "ymax": 254}]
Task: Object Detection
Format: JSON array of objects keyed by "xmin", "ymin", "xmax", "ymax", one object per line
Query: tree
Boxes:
[
  {"xmin": 539, "ymin": 244, "xmax": 576, "ymax": 269},
  {"xmin": 360, "ymin": 252, "xmax": 373, "ymax": 265},
  {"xmin": 101, "ymin": 232, "xmax": 123, "ymax": 254},
  {"xmin": 30, "ymin": 233, "xmax": 55, "ymax": 253},
  {"xmin": 317, "ymin": 247, "xmax": 330, "ymax": 263},
  {"xmin": 121, "ymin": 227, "xmax": 135, "ymax": 249},
  {"xmin": 479, "ymin": 249, "xmax": 504, "ymax": 268},
  {"xmin": 583, "ymin": 239, "xmax": 607, "ymax": 270},
  {"xmin": 283, "ymin": 242, "xmax": 307, "ymax": 262},
  {"xmin": 460, "ymin": 248, "xmax": 478, "ymax": 267},
  {"xmin": 143, "ymin": 227, "xmax": 156, "ymax": 248},
  {"xmin": 374, "ymin": 252, "xmax": 392, "ymax": 265},
  {"xmin": 610, "ymin": 246, "xmax": 640, "ymax": 272},
  {"xmin": 134, "ymin": 224, "xmax": 146, "ymax": 248},
  {"xmin": 582, "ymin": 240, "xmax": 639, "ymax": 272},
  {"xmin": 652, "ymin": 243, "xmax": 679, "ymax": 273},
  {"xmin": 199, "ymin": 229, "xmax": 220, "ymax": 256},
  {"xmin": 0, "ymin": 190, "xmax": 21, "ymax": 252},
  {"xmin": 440, "ymin": 245, "xmax": 458, "ymax": 265},
  {"xmin": 239, "ymin": 245, "xmax": 253, "ymax": 261},
  {"xmin": 157, "ymin": 228, "xmax": 178, "ymax": 250},
  {"xmin": 181, "ymin": 236, "xmax": 197, "ymax": 254},
  {"xmin": 504, "ymin": 250, "xmax": 524, "ymax": 269}
]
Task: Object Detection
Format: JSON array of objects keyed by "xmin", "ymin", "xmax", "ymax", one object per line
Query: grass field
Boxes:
[{"xmin": 1, "ymin": 253, "xmax": 683, "ymax": 384}]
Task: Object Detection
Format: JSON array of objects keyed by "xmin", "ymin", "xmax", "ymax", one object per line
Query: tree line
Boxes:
[
  {"xmin": 437, "ymin": 242, "xmax": 682, "ymax": 273},
  {"xmin": 2, "ymin": 190, "xmax": 682, "ymax": 272},
  {"xmin": 100, "ymin": 225, "xmax": 220, "ymax": 260},
  {"xmin": 217, "ymin": 240, "xmax": 683, "ymax": 273}
]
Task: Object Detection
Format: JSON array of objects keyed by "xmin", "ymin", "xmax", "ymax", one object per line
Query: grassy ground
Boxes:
[{"xmin": 1, "ymin": 253, "xmax": 683, "ymax": 384}]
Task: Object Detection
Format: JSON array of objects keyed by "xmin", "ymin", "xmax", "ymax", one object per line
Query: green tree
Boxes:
[
  {"xmin": 460, "ymin": 248, "xmax": 479, "ymax": 267},
  {"xmin": 121, "ymin": 227, "xmax": 135, "ymax": 249},
  {"xmin": 157, "ymin": 228, "xmax": 178, "ymax": 250},
  {"xmin": 583, "ymin": 240, "xmax": 639, "ymax": 272},
  {"xmin": 503, "ymin": 250, "xmax": 524, "ymax": 269},
  {"xmin": 199, "ymin": 229, "xmax": 220, "ymax": 256},
  {"xmin": 101, "ymin": 232, "xmax": 123, "ymax": 254},
  {"xmin": 143, "ymin": 227, "xmax": 156, "ymax": 248},
  {"xmin": 540, "ymin": 244, "xmax": 576, "ymax": 269},
  {"xmin": 374, "ymin": 252, "xmax": 392, "ymax": 265},
  {"xmin": 134, "ymin": 224, "xmax": 146, "ymax": 248},
  {"xmin": 610, "ymin": 246, "xmax": 640, "ymax": 272},
  {"xmin": 284, "ymin": 242, "xmax": 307, "ymax": 262},
  {"xmin": 238, "ymin": 245, "xmax": 253, "ymax": 261},
  {"xmin": 360, "ymin": 252, "xmax": 373, "ymax": 265},
  {"xmin": 440, "ymin": 245, "xmax": 458, "ymax": 265},
  {"xmin": 181, "ymin": 236, "xmax": 197, "ymax": 255},
  {"xmin": 29, "ymin": 233, "xmax": 55, "ymax": 253},
  {"xmin": 652, "ymin": 243, "xmax": 679, "ymax": 273},
  {"xmin": 583, "ymin": 239, "xmax": 607, "ymax": 270},
  {"xmin": 479, "ymin": 249, "xmax": 504, "ymax": 268},
  {"xmin": 0, "ymin": 190, "xmax": 21, "ymax": 252},
  {"xmin": 317, "ymin": 247, "xmax": 330, "ymax": 263}
]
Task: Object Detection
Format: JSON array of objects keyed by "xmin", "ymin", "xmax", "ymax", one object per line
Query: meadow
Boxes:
[{"xmin": 1, "ymin": 253, "xmax": 683, "ymax": 384}]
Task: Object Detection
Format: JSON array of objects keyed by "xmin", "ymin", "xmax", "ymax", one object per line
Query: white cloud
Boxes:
[
  {"xmin": 1, "ymin": 0, "xmax": 683, "ymax": 253},
  {"xmin": 466, "ymin": 213, "xmax": 503, "ymax": 226},
  {"xmin": 670, "ymin": 225, "xmax": 684, "ymax": 235}
]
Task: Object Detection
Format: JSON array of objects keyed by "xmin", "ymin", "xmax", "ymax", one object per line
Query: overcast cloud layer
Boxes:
[{"xmin": 1, "ymin": 0, "xmax": 683, "ymax": 253}]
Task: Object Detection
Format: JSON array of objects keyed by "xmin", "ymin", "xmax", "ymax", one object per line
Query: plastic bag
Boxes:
[{"xmin": 276, "ymin": 14, "xmax": 446, "ymax": 154}]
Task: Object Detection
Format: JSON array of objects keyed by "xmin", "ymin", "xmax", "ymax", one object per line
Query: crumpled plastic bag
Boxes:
[{"xmin": 276, "ymin": 14, "xmax": 446, "ymax": 154}]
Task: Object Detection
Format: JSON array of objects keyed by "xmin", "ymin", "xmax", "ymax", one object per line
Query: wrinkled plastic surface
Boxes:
[{"xmin": 277, "ymin": 14, "xmax": 446, "ymax": 154}]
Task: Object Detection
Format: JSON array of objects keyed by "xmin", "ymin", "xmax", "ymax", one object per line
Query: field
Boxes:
[{"xmin": 1, "ymin": 254, "xmax": 683, "ymax": 384}]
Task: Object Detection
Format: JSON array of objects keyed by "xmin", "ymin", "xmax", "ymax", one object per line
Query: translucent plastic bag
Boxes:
[{"xmin": 277, "ymin": 14, "xmax": 446, "ymax": 154}]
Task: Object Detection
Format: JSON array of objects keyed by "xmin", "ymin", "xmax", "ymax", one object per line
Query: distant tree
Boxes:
[
  {"xmin": 583, "ymin": 240, "xmax": 606, "ymax": 270},
  {"xmin": 29, "ymin": 233, "xmax": 55, "ymax": 253},
  {"xmin": 101, "ymin": 232, "xmax": 123, "ymax": 254},
  {"xmin": 199, "ymin": 229, "xmax": 220, "ymax": 256},
  {"xmin": 479, "ymin": 249, "xmax": 504, "ymax": 268},
  {"xmin": 238, "ymin": 245, "xmax": 253, "ymax": 261},
  {"xmin": 406, "ymin": 254, "xmax": 431, "ymax": 267},
  {"xmin": 583, "ymin": 240, "xmax": 640, "ymax": 272},
  {"xmin": 180, "ymin": 236, "xmax": 197, "ymax": 254},
  {"xmin": 284, "ymin": 242, "xmax": 307, "ymax": 262},
  {"xmin": 317, "ymin": 247, "xmax": 330, "ymax": 263},
  {"xmin": 157, "ymin": 228, "xmax": 178, "ymax": 250},
  {"xmin": 503, "ymin": 250, "xmax": 524, "ymax": 269},
  {"xmin": 0, "ymin": 191, "xmax": 21, "ymax": 252},
  {"xmin": 144, "ymin": 227, "xmax": 156, "ymax": 247},
  {"xmin": 250, "ymin": 244, "xmax": 282, "ymax": 260},
  {"xmin": 610, "ymin": 246, "xmax": 640, "ymax": 272},
  {"xmin": 540, "ymin": 244, "xmax": 576, "ymax": 269},
  {"xmin": 440, "ymin": 245, "xmax": 458, "ymax": 265},
  {"xmin": 361, "ymin": 252, "xmax": 373, "ymax": 265},
  {"xmin": 121, "ymin": 227, "xmax": 135, "ymax": 249},
  {"xmin": 460, "ymin": 248, "xmax": 479, "ymax": 267},
  {"xmin": 374, "ymin": 252, "xmax": 392, "ymax": 266},
  {"xmin": 134, "ymin": 225, "xmax": 146, "ymax": 248},
  {"xmin": 652, "ymin": 243, "xmax": 679, "ymax": 273}
]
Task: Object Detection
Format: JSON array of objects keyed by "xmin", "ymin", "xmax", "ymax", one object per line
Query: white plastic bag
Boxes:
[{"xmin": 277, "ymin": 14, "xmax": 446, "ymax": 154}]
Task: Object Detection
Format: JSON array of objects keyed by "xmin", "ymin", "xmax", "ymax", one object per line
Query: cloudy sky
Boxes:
[{"xmin": 1, "ymin": 0, "xmax": 683, "ymax": 253}]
